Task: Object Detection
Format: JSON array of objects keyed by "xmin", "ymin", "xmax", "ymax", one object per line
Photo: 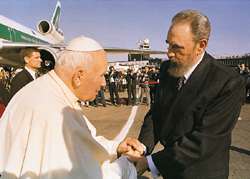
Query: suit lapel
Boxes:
[
  {"xmin": 161, "ymin": 53, "xmax": 212, "ymax": 139},
  {"xmin": 23, "ymin": 68, "xmax": 35, "ymax": 81}
]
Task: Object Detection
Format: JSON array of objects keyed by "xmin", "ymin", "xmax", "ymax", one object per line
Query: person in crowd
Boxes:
[
  {"xmin": 0, "ymin": 36, "xmax": 144, "ymax": 179},
  {"xmin": 126, "ymin": 68, "xmax": 137, "ymax": 105},
  {"xmin": 0, "ymin": 70, "xmax": 9, "ymax": 108},
  {"xmin": 89, "ymin": 86, "xmax": 106, "ymax": 107},
  {"xmin": 108, "ymin": 66, "xmax": 120, "ymax": 105},
  {"xmin": 9, "ymin": 47, "xmax": 42, "ymax": 101},
  {"xmin": 123, "ymin": 9, "xmax": 245, "ymax": 179},
  {"xmin": 139, "ymin": 67, "xmax": 150, "ymax": 106},
  {"xmin": 121, "ymin": 72, "xmax": 127, "ymax": 92},
  {"xmin": 98, "ymin": 86, "xmax": 107, "ymax": 107},
  {"xmin": 135, "ymin": 69, "xmax": 142, "ymax": 103},
  {"xmin": 117, "ymin": 71, "xmax": 124, "ymax": 92},
  {"xmin": 148, "ymin": 66, "xmax": 159, "ymax": 105}
]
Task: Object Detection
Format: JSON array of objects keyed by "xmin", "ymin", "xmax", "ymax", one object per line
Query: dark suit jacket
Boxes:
[
  {"xmin": 139, "ymin": 52, "xmax": 245, "ymax": 179},
  {"xmin": 9, "ymin": 68, "xmax": 34, "ymax": 101},
  {"xmin": 0, "ymin": 82, "xmax": 9, "ymax": 106}
]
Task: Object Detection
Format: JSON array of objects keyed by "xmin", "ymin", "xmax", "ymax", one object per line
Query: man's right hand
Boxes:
[{"xmin": 117, "ymin": 137, "xmax": 145, "ymax": 158}]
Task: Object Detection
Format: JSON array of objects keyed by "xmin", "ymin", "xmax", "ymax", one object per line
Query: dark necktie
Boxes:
[{"xmin": 177, "ymin": 76, "xmax": 185, "ymax": 90}]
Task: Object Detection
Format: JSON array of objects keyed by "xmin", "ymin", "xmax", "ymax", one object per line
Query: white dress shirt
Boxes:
[{"xmin": 25, "ymin": 66, "xmax": 36, "ymax": 79}]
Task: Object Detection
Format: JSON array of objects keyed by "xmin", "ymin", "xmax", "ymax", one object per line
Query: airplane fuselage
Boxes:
[
  {"xmin": 0, "ymin": 15, "xmax": 53, "ymax": 45},
  {"xmin": 0, "ymin": 5, "xmax": 63, "ymax": 68}
]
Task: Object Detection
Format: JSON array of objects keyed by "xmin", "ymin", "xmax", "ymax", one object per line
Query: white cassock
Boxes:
[{"xmin": 0, "ymin": 70, "xmax": 137, "ymax": 179}]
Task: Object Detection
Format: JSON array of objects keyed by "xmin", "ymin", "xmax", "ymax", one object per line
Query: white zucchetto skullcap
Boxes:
[{"xmin": 66, "ymin": 36, "xmax": 103, "ymax": 52}]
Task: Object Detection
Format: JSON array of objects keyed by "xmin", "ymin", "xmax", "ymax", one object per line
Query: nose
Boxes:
[{"xmin": 167, "ymin": 49, "xmax": 175, "ymax": 59}]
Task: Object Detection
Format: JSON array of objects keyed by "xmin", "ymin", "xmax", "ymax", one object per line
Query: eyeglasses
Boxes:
[{"xmin": 165, "ymin": 40, "xmax": 184, "ymax": 53}]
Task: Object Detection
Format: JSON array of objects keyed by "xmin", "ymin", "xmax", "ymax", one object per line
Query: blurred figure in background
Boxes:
[
  {"xmin": 9, "ymin": 47, "xmax": 42, "ymax": 101},
  {"xmin": 108, "ymin": 66, "xmax": 120, "ymax": 105}
]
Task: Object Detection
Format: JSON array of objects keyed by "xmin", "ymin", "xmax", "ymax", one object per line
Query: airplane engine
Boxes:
[
  {"xmin": 37, "ymin": 20, "xmax": 64, "ymax": 44},
  {"xmin": 38, "ymin": 46, "xmax": 59, "ymax": 72}
]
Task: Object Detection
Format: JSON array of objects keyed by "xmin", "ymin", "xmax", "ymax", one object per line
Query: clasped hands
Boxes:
[{"xmin": 117, "ymin": 137, "xmax": 149, "ymax": 175}]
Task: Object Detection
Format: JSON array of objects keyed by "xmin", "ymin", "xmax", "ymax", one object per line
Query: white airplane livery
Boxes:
[{"xmin": 0, "ymin": 1, "xmax": 165, "ymax": 70}]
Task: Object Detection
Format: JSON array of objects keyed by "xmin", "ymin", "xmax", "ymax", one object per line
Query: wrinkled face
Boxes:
[
  {"xmin": 73, "ymin": 50, "xmax": 107, "ymax": 101},
  {"xmin": 166, "ymin": 22, "xmax": 200, "ymax": 77},
  {"xmin": 25, "ymin": 51, "xmax": 42, "ymax": 70}
]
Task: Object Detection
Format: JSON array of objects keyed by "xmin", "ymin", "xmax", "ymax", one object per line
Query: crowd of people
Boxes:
[
  {"xmin": 72, "ymin": 64, "xmax": 161, "ymax": 108},
  {"xmin": 0, "ymin": 67, "xmax": 14, "ymax": 117}
]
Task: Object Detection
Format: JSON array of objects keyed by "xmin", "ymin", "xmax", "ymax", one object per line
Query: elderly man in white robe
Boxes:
[{"xmin": 0, "ymin": 36, "xmax": 144, "ymax": 179}]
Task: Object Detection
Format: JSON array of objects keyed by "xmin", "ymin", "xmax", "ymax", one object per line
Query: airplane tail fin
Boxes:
[{"xmin": 51, "ymin": 1, "xmax": 61, "ymax": 30}]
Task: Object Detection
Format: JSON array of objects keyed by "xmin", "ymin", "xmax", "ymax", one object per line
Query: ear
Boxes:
[
  {"xmin": 72, "ymin": 68, "xmax": 85, "ymax": 88},
  {"xmin": 24, "ymin": 56, "xmax": 29, "ymax": 64},
  {"xmin": 196, "ymin": 39, "xmax": 208, "ymax": 56}
]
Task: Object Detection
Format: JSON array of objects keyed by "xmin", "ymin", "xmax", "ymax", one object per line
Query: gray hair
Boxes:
[
  {"xmin": 55, "ymin": 50, "xmax": 93, "ymax": 69},
  {"xmin": 171, "ymin": 9, "xmax": 211, "ymax": 42}
]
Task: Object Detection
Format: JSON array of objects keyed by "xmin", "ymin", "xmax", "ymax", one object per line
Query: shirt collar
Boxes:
[
  {"xmin": 25, "ymin": 66, "xmax": 36, "ymax": 79},
  {"xmin": 184, "ymin": 52, "xmax": 205, "ymax": 81},
  {"xmin": 48, "ymin": 70, "xmax": 79, "ymax": 106}
]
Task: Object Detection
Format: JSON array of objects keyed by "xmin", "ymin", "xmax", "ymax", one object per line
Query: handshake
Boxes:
[{"xmin": 117, "ymin": 137, "xmax": 149, "ymax": 175}]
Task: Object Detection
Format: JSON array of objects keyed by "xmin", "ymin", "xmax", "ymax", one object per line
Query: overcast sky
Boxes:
[{"xmin": 1, "ymin": 0, "xmax": 250, "ymax": 61}]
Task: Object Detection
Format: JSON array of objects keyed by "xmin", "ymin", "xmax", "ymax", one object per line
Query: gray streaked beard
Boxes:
[{"xmin": 167, "ymin": 60, "xmax": 192, "ymax": 78}]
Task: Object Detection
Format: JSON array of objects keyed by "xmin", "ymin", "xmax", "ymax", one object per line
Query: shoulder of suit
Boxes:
[
  {"xmin": 209, "ymin": 58, "xmax": 240, "ymax": 79},
  {"xmin": 11, "ymin": 69, "xmax": 31, "ymax": 81},
  {"xmin": 204, "ymin": 56, "xmax": 245, "ymax": 92},
  {"xmin": 12, "ymin": 69, "xmax": 25, "ymax": 78},
  {"xmin": 200, "ymin": 52, "xmax": 239, "ymax": 79}
]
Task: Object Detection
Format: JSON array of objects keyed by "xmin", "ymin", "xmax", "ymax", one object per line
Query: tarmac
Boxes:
[{"xmin": 83, "ymin": 101, "xmax": 250, "ymax": 179}]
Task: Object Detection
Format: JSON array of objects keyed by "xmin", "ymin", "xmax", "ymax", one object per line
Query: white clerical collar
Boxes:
[
  {"xmin": 48, "ymin": 70, "xmax": 79, "ymax": 105},
  {"xmin": 25, "ymin": 66, "xmax": 36, "ymax": 79},
  {"xmin": 184, "ymin": 52, "xmax": 205, "ymax": 81}
]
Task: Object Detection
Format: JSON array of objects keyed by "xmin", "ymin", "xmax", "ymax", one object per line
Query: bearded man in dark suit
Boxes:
[
  {"xmin": 119, "ymin": 10, "xmax": 245, "ymax": 179},
  {"xmin": 9, "ymin": 48, "xmax": 42, "ymax": 101}
]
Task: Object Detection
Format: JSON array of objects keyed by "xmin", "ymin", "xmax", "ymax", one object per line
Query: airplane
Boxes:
[{"xmin": 0, "ymin": 1, "xmax": 166, "ymax": 71}]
